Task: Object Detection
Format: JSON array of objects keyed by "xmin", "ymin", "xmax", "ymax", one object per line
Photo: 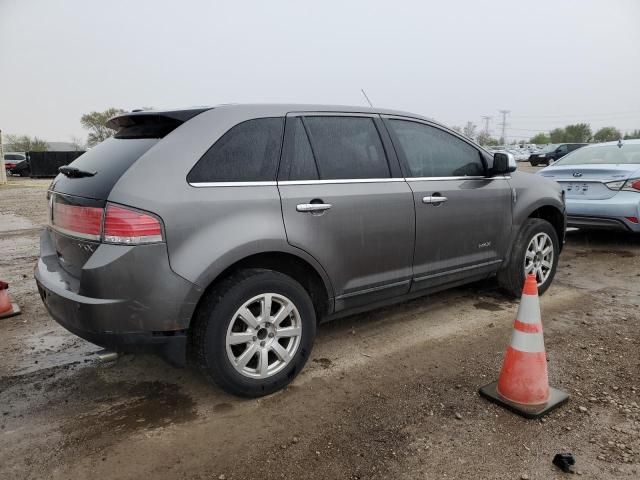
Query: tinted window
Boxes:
[
  {"xmin": 280, "ymin": 117, "xmax": 319, "ymax": 180},
  {"xmin": 304, "ymin": 116, "xmax": 390, "ymax": 179},
  {"xmin": 188, "ymin": 117, "xmax": 284, "ymax": 183},
  {"xmin": 5, "ymin": 154, "xmax": 25, "ymax": 161},
  {"xmin": 388, "ymin": 120, "xmax": 484, "ymax": 177},
  {"xmin": 52, "ymin": 138, "xmax": 159, "ymax": 200}
]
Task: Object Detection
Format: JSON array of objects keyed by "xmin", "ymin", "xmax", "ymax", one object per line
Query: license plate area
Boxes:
[{"xmin": 562, "ymin": 182, "xmax": 590, "ymax": 195}]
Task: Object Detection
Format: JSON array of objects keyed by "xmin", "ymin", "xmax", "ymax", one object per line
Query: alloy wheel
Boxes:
[
  {"xmin": 225, "ymin": 293, "xmax": 302, "ymax": 379},
  {"xmin": 524, "ymin": 232, "xmax": 554, "ymax": 287}
]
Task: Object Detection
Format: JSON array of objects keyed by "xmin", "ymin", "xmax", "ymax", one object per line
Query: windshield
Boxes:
[
  {"xmin": 542, "ymin": 144, "xmax": 560, "ymax": 153},
  {"xmin": 554, "ymin": 144, "xmax": 640, "ymax": 165}
]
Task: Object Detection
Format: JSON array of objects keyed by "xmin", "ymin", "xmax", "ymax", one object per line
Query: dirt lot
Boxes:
[{"xmin": 1, "ymin": 168, "xmax": 639, "ymax": 480}]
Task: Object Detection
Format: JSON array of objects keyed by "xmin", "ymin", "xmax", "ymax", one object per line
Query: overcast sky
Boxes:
[{"xmin": 1, "ymin": 0, "xmax": 639, "ymax": 143}]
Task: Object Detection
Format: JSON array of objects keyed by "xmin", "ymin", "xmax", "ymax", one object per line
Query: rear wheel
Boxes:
[
  {"xmin": 498, "ymin": 218, "xmax": 559, "ymax": 297},
  {"xmin": 191, "ymin": 268, "xmax": 316, "ymax": 397}
]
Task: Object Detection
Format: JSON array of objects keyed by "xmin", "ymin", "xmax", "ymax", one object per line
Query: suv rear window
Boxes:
[
  {"xmin": 303, "ymin": 116, "xmax": 390, "ymax": 180},
  {"xmin": 52, "ymin": 138, "xmax": 160, "ymax": 200},
  {"xmin": 187, "ymin": 118, "xmax": 284, "ymax": 183}
]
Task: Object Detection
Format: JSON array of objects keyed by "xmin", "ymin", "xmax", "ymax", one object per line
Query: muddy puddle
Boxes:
[{"xmin": 60, "ymin": 381, "xmax": 198, "ymax": 447}]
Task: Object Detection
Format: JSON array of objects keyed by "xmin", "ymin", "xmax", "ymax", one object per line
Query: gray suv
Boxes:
[{"xmin": 35, "ymin": 104, "xmax": 565, "ymax": 397}]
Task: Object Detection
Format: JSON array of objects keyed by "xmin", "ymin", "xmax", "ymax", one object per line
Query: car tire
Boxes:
[
  {"xmin": 191, "ymin": 268, "xmax": 316, "ymax": 397},
  {"xmin": 530, "ymin": 161, "xmax": 538, "ymax": 167},
  {"xmin": 497, "ymin": 218, "xmax": 559, "ymax": 298}
]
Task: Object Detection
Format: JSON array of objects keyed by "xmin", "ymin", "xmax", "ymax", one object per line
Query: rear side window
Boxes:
[
  {"xmin": 187, "ymin": 117, "xmax": 284, "ymax": 183},
  {"xmin": 303, "ymin": 116, "xmax": 390, "ymax": 179},
  {"xmin": 388, "ymin": 120, "xmax": 484, "ymax": 177},
  {"xmin": 280, "ymin": 117, "xmax": 319, "ymax": 181}
]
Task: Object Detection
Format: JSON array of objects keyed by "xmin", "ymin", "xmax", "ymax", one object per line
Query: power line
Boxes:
[{"xmin": 511, "ymin": 109, "xmax": 640, "ymax": 120}]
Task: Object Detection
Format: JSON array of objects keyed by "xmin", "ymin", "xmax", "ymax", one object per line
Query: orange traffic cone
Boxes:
[
  {"xmin": 0, "ymin": 281, "xmax": 21, "ymax": 320},
  {"xmin": 479, "ymin": 274, "xmax": 568, "ymax": 418}
]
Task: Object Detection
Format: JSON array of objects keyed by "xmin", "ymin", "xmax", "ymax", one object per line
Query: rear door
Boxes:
[
  {"xmin": 278, "ymin": 113, "xmax": 415, "ymax": 311},
  {"xmin": 383, "ymin": 117, "xmax": 512, "ymax": 291}
]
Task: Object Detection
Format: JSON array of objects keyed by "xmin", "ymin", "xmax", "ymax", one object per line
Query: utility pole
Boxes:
[
  {"xmin": 481, "ymin": 115, "xmax": 492, "ymax": 135},
  {"xmin": 498, "ymin": 110, "xmax": 510, "ymax": 144},
  {"xmin": 0, "ymin": 129, "xmax": 7, "ymax": 185}
]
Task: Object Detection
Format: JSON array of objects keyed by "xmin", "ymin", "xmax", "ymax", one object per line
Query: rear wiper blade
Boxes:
[{"xmin": 59, "ymin": 166, "xmax": 96, "ymax": 178}]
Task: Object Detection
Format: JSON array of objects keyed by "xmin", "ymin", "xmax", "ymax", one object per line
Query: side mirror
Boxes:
[{"xmin": 491, "ymin": 152, "xmax": 517, "ymax": 175}]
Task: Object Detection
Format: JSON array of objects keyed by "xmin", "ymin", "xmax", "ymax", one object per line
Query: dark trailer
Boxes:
[{"xmin": 27, "ymin": 151, "xmax": 85, "ymax": 177}]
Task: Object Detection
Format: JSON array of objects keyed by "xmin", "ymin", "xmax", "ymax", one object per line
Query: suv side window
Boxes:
[
  {"xmin": 187, "ymin": 117, "xmax": 284, "ymax": 183},
  {"xmin": 556, "ymin": 144, "xmax": 568, "ymax": 155},
  {"xmin": 388, "ymin": 120, "xmax": 485, "ymax": 177},
  {"xmin": 303, "ymin": 116, "xmax": 390, "ymax": 179},
  {"xmin": 280, "ymin": 117, "xmax": 319, "ymax": 181}
]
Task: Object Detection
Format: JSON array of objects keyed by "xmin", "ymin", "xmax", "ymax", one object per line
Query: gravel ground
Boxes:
[{"xmin": 1, "ymin": 169, "xmax": 639, "ymax": 480}]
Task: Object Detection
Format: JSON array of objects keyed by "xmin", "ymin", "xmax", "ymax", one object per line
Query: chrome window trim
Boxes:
[
  {"xmin": 189, "ymin": 176, "xmax": 511, "ymax": 187},
  {"xmin": 278, "ymin": 178, "xmax": 404, "ymax": 186},
  {"xmin": 189, "ymin": 181, "xmax": 278, "ymax": 187}
]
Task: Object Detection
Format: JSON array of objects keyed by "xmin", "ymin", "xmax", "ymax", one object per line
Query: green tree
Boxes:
[
  {"xmin": 4, "ymin": 134, "xmax": 48, "ymax": 152},
  {"xmin": 529, "ymin": 133, "xmax": 550, "ymax": 145},
  {"xmin": 549, "ymin": 128, "xmax": 566, "ymax": 143},
  {"xmin": 80, "ymin": 108, "xmax": 125, "ymax": 147},
  {"xmin": 563, "ymin": 123, "xmax": 592, "ymax": 143},
  {"xmin": 623, "ymin": 129, "xmax": 640, "ymax": 140},
  {"xmin": 476, "ymin": 132, "xmax": 499, "ymax": 146},
  {"xmin": 593, "ymin": 126, "xmax": 621, "ymax": 143}
]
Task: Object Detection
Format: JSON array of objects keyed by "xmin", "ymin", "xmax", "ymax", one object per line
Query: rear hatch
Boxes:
[
  {"xmin": 48, "ymin": 108, "xmax": 209, "ymax": 277},
  {"xmin": 539, "ymin": 164, "xmax": 638, "ymax": 200}
]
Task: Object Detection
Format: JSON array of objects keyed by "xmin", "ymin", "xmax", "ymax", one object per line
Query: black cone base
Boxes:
[
  {"xmin": 479, "ymin": 381, "xmax": 569, "ymax": 419},
  {"xmin": 0, "ymin": 303, "xmax": 21, "ymax": 320}
]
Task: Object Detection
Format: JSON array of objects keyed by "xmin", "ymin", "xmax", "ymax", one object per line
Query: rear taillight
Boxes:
[
  {"xmin": 103, "ymin": 204, "xmax": 163, "ymax": 244},
  {"xmin": 622, "ymin": 178, "xmax": 640, "ymax": 192},
  {"xmin": 51, "ymin": 196, "xmax": 163, "ymax": 244},
  {"xmin": 52, "ymin": 201, "xmax": 103, "ymax": 240}
]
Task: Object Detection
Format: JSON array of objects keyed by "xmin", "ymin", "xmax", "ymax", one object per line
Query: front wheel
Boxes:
[
  {"xmin": 498, "ymin": 218, "xmax": 559, "ymax": 297},
  {"xmin": 191, "ymin": 269, "xmax": 316, "ymax": 397}
]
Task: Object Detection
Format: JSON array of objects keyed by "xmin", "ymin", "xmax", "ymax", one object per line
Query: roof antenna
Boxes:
[
  {"xmin": 617, "ymin": 138, "xmax": 624, "ymax": 148},
  {"xmin": 361, "ymin": 89, "xmax": 374, "ymax": 108}
]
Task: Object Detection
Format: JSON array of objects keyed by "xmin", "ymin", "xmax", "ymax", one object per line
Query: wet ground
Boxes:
[{"xmin": 1, "ymin": 169, "xmax": 639, "ymax": 479}]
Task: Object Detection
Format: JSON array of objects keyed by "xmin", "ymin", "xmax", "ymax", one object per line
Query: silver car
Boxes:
[
  {"xmin": 538, "ymin": 139, "xmax": 640, "ymax": 232},
  {"xmin": 35, "ymin": 104, "xmax": 566, "ymax": 396}
]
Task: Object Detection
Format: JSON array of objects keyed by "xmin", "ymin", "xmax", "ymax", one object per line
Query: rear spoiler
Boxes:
[{"xmin": 106, "ymin": 108, "xmax": 211, "ymax": 138}]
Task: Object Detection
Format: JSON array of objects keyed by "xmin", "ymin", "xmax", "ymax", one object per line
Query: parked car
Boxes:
[
  {"xmin": 529, "ymin": 143, "xmax": 588, "ymax": 166},
  {"xmin": 3, "ymin": 152, "xmax": 26, "ymax": 174},
  {"xmin": 35, "ymin": 104, "xmax": 566, "ymax": 397},
  {"xmin": 538, "ymin": 139, "xmax": 640, "ymax": 232}
]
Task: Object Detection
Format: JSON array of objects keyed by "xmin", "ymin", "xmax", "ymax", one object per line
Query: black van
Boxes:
[{"xmin": 529, "ymin": 143, "xmax": 588, "ymax": 166}]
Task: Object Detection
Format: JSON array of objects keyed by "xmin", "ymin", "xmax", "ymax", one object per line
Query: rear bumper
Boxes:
[
  {"xmin": 565, "ymin": 192, "xmax": 640, "ymax": 232},
  {"xmin": 35, "ymin": 228, "xmax": 203, "ymax": 364}
]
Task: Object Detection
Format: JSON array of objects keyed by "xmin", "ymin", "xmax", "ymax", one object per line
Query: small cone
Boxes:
[
  {"xmin": 479, "ymin": 274, "xmax": 568, "ymax": 418},
  {"xmin": 0, "ymin": 281, "xmax": 21, "ymax": 320}
]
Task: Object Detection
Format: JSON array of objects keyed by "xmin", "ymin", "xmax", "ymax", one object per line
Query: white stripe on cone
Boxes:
[
  {"xmin": 515, "ymin": 294, "xmax": 542, "ymax": 325},
  {"xmin": 510, "ymin": 330, "xmax": 546, "ymax": 353}
]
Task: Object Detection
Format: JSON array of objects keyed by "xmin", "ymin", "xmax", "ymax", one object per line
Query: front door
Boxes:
[
  {"xmin": 383, "ymin": 117, "xmax": 512, "ymax": 291},
  {"xmin": 278, "ymin": 113, "xmax": 415, "ymax": 311}
]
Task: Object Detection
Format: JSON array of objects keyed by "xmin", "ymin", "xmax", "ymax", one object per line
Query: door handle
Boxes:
[
  {"xmin": 422, "ymin": 196, "xmax": 448, "ymax": 205},
  {"xmin": 296, "ymin": 203, "xmax": 332, "ymax": 213}
]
